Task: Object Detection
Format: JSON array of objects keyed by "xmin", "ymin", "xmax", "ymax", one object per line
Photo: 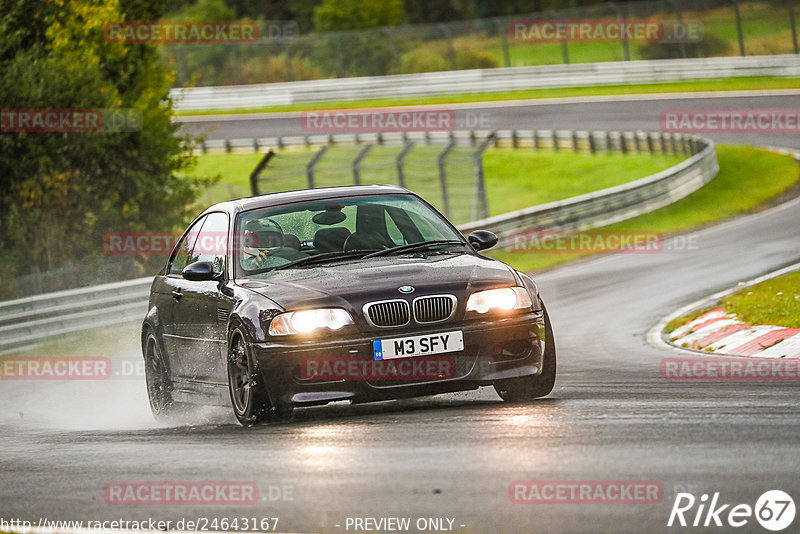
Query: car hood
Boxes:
[{"xmin": 236, "ymin": 252, "xmax": 518, "ymax": 311}]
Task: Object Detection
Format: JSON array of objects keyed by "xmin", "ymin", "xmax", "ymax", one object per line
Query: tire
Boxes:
[
  {"xmin": 143, "ymin": 329, "xmax": 178, "ymax": 421},
  {"xmin": 494, "ymin": 301, "xmax": 556, "ymax": 402},
  {"xmin": 227, "ymin": 327, "xmax": 292, "ymax": 426}
]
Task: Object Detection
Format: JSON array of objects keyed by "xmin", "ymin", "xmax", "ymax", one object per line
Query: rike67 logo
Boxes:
[{"xmin": 668, "ymin": 490, "xmax": 795, "ymax": 531}]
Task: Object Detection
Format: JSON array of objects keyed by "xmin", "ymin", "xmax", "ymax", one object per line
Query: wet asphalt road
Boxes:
[{"xmin": 1, "ymin": 93, "xmax": 800, "ymax": 533}]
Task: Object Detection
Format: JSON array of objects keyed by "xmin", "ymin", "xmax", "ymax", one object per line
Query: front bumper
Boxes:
[{"xmin": 252, "ymin": 311, "xmax": 545, "ymax": 407}]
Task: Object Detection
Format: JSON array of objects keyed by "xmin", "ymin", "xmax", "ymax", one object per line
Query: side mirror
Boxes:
[
  {"xmin": 468, "ymin": 230, "xmax": 498, "ymax": 251},
  {"xmin": 182, "ymin": 261, "xmax": 219, "ymax": 281}
]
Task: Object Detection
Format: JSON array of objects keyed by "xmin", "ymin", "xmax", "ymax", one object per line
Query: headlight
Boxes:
[
  {"xmin": 268, "ymin": 308, "xmax": 354, "ymax": 336},
  {"xmin": 466, "ymin": 287, "xmax": 532, "ymax": 314}
]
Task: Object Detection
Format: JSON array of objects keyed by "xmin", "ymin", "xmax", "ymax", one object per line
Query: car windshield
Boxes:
[{"xmin": 234, "ymin": 194, "xmax": 465, "ymax": 276}]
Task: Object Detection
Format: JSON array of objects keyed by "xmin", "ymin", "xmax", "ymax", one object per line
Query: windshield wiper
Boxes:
[
  {"xmin": 362, "ymin": 240, "xmax": 466, "ymax": 258},
  {"xmin": 270, "ymin": 250, "xmax": 380, "ymax": 271}
]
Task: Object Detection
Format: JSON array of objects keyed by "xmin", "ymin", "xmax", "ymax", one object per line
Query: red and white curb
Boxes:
[
  {"xmin": 648, "ymin": 261, "xmax": 800, "ymax": 358},
  {"xmin": 669, "ymin": 307, "xmax": 800, "ymax": 358}
]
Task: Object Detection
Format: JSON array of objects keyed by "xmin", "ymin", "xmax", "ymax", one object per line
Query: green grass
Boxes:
[
  {"xmin": 720, "ymin": 270, "xmax": 800, "ymax": 328},
  {"xmin": 189, "ymin": 147, "xmax": 682, "ymax": 225},
  {"xmin": 174, "ymin": 77, "xmax": 799, "ymax": 116},
  {"xmin": 488, "ymin": 145, "xmax": 799, "ymax": 272}
]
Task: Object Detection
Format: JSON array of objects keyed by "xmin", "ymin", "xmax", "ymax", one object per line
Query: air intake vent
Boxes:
[
  {"xmin": 413, "ymin": 295, "xmax": 456, "ymax": 323},
  {"xmin": 364, "ymin": 300, "xmax": 410, "ymax": 328},
  {"xmin": 217, "ymin": 308, "xmax": 230, "ymax": 321}
]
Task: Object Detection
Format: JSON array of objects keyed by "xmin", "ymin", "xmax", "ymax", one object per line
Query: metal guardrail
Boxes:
[
  {"xmin": 170, "ymin": 55, "xmax": 800, "ymax": 111},
  {"xmin": 459, "ymin": 132, "xmax": 718, "ymax": 237},
  {"xmin": 0, "ymin": 278, "xmax": 152, "ymax": 353},
  {"xmin": 0, "ymin": 131, "xmax": 717, "ymax": 353}
]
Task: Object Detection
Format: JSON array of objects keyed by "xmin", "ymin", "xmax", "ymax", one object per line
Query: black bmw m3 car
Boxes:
[{"xmin": 142, "ymin": 185, "xmax": 556, "ymax": 425}]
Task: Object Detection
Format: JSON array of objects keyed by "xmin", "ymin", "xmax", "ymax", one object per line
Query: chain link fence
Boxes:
[{"xmin": 164, "ymin": 0, "xmax": 799, "ymax": 87}]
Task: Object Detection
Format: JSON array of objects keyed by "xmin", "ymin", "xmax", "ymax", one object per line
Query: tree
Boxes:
[
  {"xmin": 0, "ymin": 0, "xmax": 211, "ymax": 295},
  {"xmin": 313, "ymin": 0, "xmax": 404, "ymax": 31}
]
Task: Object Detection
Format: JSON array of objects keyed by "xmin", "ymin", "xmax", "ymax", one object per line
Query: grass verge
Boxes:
[
  {"xmin": 720, "ymin": 270, "xmax": 800, "ymax": 328},
  {"xmin": 190, "ymin": 148, "xmax": 682, "ymax": 225},
  {"xmin": 488, "ymin": 145, "xmax": 799, "ymax": 272},
  {"xmin": 174, "ymin": 77, "xmax": 799, "ymax": 116}
]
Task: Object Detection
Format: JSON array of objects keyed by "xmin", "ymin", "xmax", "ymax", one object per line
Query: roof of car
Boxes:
[{"xmin": 201, "ymin": 185, "xmax": 413, "ymax": 217}]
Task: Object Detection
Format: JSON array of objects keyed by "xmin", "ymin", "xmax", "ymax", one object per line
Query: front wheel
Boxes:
[
  {"xmin": 227, "ymin": 327, "xmax": 292, "ymax": 426},
  {"xmin": 494, "ymin": 301, "xmax": 556, "ymax": 402}
]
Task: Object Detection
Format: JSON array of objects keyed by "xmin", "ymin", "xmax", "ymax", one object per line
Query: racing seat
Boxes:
[{"xmin": 313, "ymin": 227, "xmax": 351, "ymax": 252}]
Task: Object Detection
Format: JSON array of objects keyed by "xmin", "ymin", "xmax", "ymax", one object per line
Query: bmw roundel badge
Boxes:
[{"xmin": 398, "ymin": 285, "xmax": 415, "ymax": 294}]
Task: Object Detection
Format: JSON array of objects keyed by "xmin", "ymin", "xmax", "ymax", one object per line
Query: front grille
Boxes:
[
  {"xmin": 413, "ymin": 295, "xmax": 456, "ymax": 323},
  {"xmin": 364, "ymin": 300, "xmax": 410, "ymax": 327}
]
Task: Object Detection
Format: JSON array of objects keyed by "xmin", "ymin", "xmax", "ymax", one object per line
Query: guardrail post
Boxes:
[
  {"xmin": 333, "ymin": 34, "xmax": 346, "ymax": 77},
  {"xmin": 533, "ymin": 130, "xmax": 541, "ymax": 150},
  {"xmin": 439, "ymin": 24, "xmax": 458, "ymax": 70},
  {"xmin": 306, "ymin": 145, "xmax": 328, "ymax": 189},
  {"xmin": 729, "ymin": 0, "xmax": 746, "ymax": 56},
  {"xmin": 249, "ymin": 149, "xmax": 275, "ymax": 196},
  {"xmin": 551, "ymin": 130, "xmax": 559, "ymax": 151},
  {"xmin": 437, "ymin": 139, "xmax": 456, "ymax": 218},
  {"xmin": 252, "ymin": 138, "xmax": 259, "ymax": 153},
  {"xmin": 201, "ymin": 141, "xmax": 207, "ymax": 154},
  {"xmin": 790, "ymin": 0, "xmax": 799, "ymax": 54},
  {"xmin": 666, "ymin": 0, "xmax": 688, "ymax": 58},
  {"xmin": 382, "ymin": 28, "xmax": 401, "ymax": 73},
  {"xmin": 512, "ymin": 130, "xmax": 519, "ymax": 149},
  {"xmin": 283, "ymin": 40, "xmax": 294, "ymax": 81},
  {"xmin": 224, "ymin": 139, "xmax": 232, "ymax": 153},
  {"xmin": 396, "ymin": 141, "xmax": 414, "ymax": 188},
  {"xmin": 659, "ymin": 132, "xmax": 668, "ymax": 153},
  {"xmin": 620, "ymin": 132, "xmax": 629, "ymax": 155},
  {"xmin": 634, "ymin": 132, "xmax": 642, "ymax": 153},
  {"xmin": 572, "ymin": 131, "xmax": 580, "ymax": 152},
  {"xmin": 352, "ymin": 144, "xmax": 373, "ymax": 185},
  {"xmin": 589, "ymin": 132, "xmax": 597, "ymax": 154},
  {"xmin": 495, "ymin": 18, "xmax": 511, "ymax": 67},
  {"xmin": 472, "ymin": 133, "xmax": 495, "ymax": 220},
  {"xmin": 606, "ymin": 131, "xmax": 614, "ymax": 152},
  {"xmin": 607, "ymin": 2, "xmax": 630, "ymax": 60},
  {"xmin": 647, "ymin": 132, "xmax": 655, "ymax": 154}
]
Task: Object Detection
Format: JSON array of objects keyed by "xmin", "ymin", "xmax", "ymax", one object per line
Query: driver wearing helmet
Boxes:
[{"xmin": 239, "ymin": 218, "xmax": 305, "ymax": 271}]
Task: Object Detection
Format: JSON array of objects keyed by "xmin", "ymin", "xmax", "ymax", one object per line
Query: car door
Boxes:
[
  {"xmin": 160, "ymin": 215, "xmax": 206, "ymax": 381},
  {"xmin": 170, "ymin": 211, "xmax": 231, "ymax": 385}
]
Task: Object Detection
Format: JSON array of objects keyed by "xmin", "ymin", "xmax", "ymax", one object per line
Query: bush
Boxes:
[
  {"xmin": 638, "ymin": 33, "xmax": 730, "ymax": 59},
  {"xmin": 401, "ymin": 48, "xmax": 451, "ymax": 73},
  {"xmin": 455, "ymin": 47, "xmax": 499, "ymax": 69}
]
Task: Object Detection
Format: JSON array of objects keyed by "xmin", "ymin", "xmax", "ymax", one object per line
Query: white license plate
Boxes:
[{"xmin": 373, "ymin": 330, "xmax": 464, "ymax": 360}]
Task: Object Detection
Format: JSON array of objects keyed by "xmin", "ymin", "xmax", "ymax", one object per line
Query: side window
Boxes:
[
  {"xmin": 190, "ymin": 212, "xmax": 229, "ymax": 274},
  {"xmin": 168, "ymin": 216, "xmax": 206, "ymax": 275}
]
